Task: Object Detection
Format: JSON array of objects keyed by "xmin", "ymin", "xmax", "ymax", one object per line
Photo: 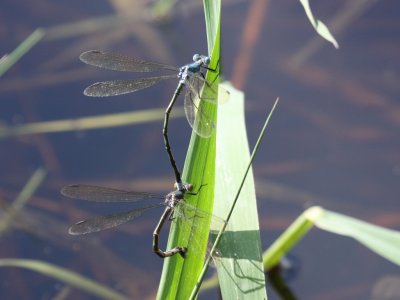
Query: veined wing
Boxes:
[
  {"xmin": 80, "ymin": 50, "xmax": 178, "ymax": 72},
  {"xmin": 183, "ymin": 74, "xmax": 230, "ymax": 138},
  {"xmin": 183, "ymin": 76, "xmax": 216, "ymax": 138},
  {"xmin": 189, "ymin": 73, "xmax": 230, "ymax": 104},
  {"xmin": 61, "ymin": 184, "xmax": 161, "ymax": 202},
  {"xmin": 83, "ymin": 75, "xmax": 176, "ymax": 97},
  {"xmin": 68, "ymin": 205, "xmax": 162, "ymax": 235}
]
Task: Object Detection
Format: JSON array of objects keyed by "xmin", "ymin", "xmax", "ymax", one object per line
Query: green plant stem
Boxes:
[
  {"xmin": 189, "ymin": 98, "xmax": 279, "ymax": 299},
  {"xmin": 262, "ymin": 206, "xmax": 322, "ymax": 270}
]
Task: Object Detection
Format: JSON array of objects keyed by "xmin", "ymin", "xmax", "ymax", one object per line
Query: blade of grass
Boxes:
[
  {"xmin": 0, "ymin": 107, "xmax": 184, "ymax": 139},
  {"xmin": 0, "ymin": 259, "xmax": 127, "ymax": 300},
  {"xmin": 190, "ymin": 97, "xmax": 279, "ymax": 299},
  {"xmin": 0, "ymin": 28, "xmax": 45, "ymax": 77},
  {"xmin": 156, "ymin": 1, "xmax": 221, "ymax": 299},
  {"xmin": 0, "ymin": 167, "xmax": 47, "ymax": 236}
]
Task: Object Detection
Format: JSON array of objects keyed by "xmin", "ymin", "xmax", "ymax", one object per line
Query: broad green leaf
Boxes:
[
  {"xmin": 263, "ymin": 206, "xmax": 400, "ymax": 270},
  {"xmin": 0, "ymin": 259, "xmax": 127, "ymax": 300},
  {"xmin": 299, "ymin": 0, "xmax": 339, "ymax": 49},
  {"xmin": 190, "ymin": 98, "xmax": 279, "ymax": 299},
  {"xmin": 156, "ymin": 1, "xmax": 221, "ymax": 299},
  {"xmin": 213, "ymin": 82, "xmax": 267, "ymax": 299}
]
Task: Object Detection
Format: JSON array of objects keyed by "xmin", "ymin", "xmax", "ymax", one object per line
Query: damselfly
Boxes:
[
  {"xmin": 79, "ymin": 50, "xmax": 228, "ymax": 184},
  {"xmin": 62, "ymin": 183, "xmax": 221, "ymax": 258}
]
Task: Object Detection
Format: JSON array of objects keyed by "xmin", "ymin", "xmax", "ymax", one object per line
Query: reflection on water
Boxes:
[{"xmin": 1, "ymin": 0, "xmax": 399, "ymax": 299}]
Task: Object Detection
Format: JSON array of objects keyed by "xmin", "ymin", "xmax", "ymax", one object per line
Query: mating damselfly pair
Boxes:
[{"xmin": 63, "ymin": 51, "xmax": 228, "ymax": 258}]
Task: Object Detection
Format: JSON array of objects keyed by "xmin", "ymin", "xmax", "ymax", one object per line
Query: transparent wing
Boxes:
[
  {"xmin": 189, "ymin": 74, "xmax": 230, "ymax": 104},
  {"xmin": 183, "ymin": 75, "xmax": 216, "ymax": 138},
  {"xmin": 68, "ymin": 204, "xmax": 161, "ymax": 235},
  {"xmin": 83, "ymin": 75, "xmax": 177, "ymax": 97},
  {"xmin": 61, "ymin": 184, "xmax": 161, "ymax": 202},
  {"xmin": 80, "ymin": 50, "xmax": 178, "ymax": 72}
]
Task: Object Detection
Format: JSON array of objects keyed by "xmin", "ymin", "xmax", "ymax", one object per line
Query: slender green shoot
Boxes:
[
  {"xmin": 0, "ymin": 167, "xmax": 47, "ymax": 235},
  {"xmin": 0, "ymin": 28, "xmax": 45, "ymax": 77}
]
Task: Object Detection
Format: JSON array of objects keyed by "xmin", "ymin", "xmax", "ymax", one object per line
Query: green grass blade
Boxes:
[
  {"xmin": 212, "ymin": 83, "xmax": 268, "ymax": 299},
  {"xmin": 0, "ymin": 167, "xmax": 47, "ymax": 235},
  {"xmin": 0, "ymin": 107, "xmax": 184, "ymax": 139},
  {"xmin": 156, "ymin": 1, "xmax": 221, "ymax": 299},
  {"xmin": 299, "ymin": 0, "xmax": 339, "ymax": 49},
  {"xmin": 0, "ymin": 28, "xmax": 45, "ymax": 77},
  {"xmin": 203, "ymin": 0, "xmax": 220, "ymax": 54},
  {"xmin": 0, "ymin": 259, "xmax": 128, "ymax": 300}
]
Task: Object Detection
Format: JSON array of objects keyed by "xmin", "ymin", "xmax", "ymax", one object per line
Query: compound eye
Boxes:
[
  {"xmin": 204, "ymin": 56, "xmax": 211, "ymax": 64},
  {"xmin": 193, "ymin": 54, "xmax": 200, "ymax": 61}
]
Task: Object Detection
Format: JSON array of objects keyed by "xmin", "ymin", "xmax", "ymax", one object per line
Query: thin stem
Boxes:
[{"xmin": 0, "ymin": 28, "xmax": 45, "ymax": 77}]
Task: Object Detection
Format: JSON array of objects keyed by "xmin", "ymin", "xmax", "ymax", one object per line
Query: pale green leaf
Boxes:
[
  {"xmin": 308, "ymin": 207, "xmax": 400, "ymax": 266},
  {"xmin": 213, "ymin": 82, "xmax": 267, "ymax": 299},
  {"xmin": 263, "ymin": 206, "xmax": 400, "ymax": 270}
]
